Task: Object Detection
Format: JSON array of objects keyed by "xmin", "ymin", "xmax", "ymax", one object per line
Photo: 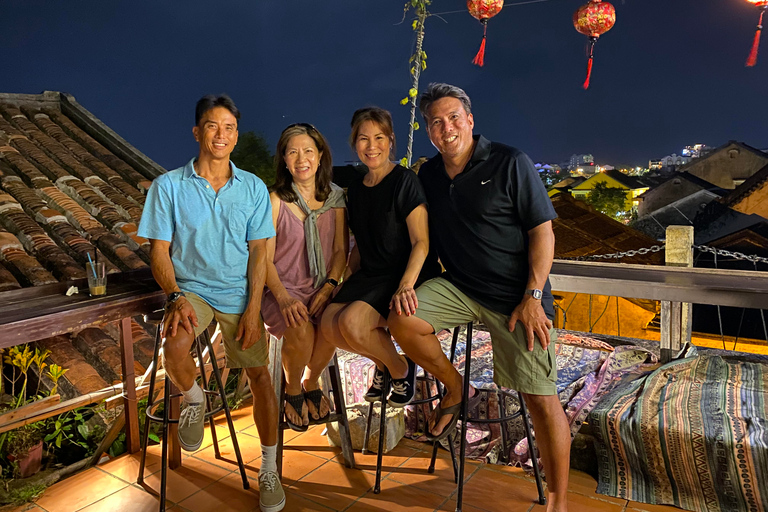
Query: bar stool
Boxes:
[
  {"xmin": 363, "ymin": 357, "xmax": 460, "ymax": 492},
  {"xmin": 364, "ymin": 322, "xmax": 547, "ymax": 511},
  {"xmin": 276, "ymin": 350, "xmax": 356, "ymax": 476},
  {"xmin": 137, "ymin": 311, "xmax": 249, "ymax": 512}
]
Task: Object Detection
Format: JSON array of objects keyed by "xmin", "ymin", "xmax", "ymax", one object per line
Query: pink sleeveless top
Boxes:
[{"xmin": 261, "ymin": 200, "xmax": 337, "ymax": 337}]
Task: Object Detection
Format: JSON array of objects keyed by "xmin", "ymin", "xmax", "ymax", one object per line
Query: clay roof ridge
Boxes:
[
  {"xmin": 678, "ymin": 140, "xmax": 768, "ymax": 173},
  {"xmin": 604, "ymin": 169, "xmax": 647, "ymax": 189},
  {"xmin": 0, "ymin": 225, "xmax": 57, "ymax": 286}
]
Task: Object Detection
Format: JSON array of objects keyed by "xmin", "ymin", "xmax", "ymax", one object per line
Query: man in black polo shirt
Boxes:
[{"xmin": 389, "ymin": 83, "xmax": 570, "ymax": 511}]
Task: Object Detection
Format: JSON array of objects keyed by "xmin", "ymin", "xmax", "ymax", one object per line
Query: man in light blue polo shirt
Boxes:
[{"xmin": 138, "ymin": 95, "xmax": 284, "ymax": 512}]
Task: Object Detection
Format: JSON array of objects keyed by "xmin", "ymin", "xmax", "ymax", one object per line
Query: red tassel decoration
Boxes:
[
  {"xmin": 583, "ymin": 37, "xmax": 597, "ymax": 90},
  {"xmin": 746, "ymin": 8, "xmax": 766, "ymax": 67},
  {"xmin": 473, "ymin": 21, "xmax": 489, "ymax": 67}
]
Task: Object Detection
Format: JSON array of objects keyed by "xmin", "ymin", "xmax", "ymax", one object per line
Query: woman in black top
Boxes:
[{"xmin": 321, "ymin": 107, "xmax": 439, "ymax": 407}]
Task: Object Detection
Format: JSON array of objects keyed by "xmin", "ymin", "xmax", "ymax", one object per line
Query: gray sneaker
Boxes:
[
  {"xmin": 258, "ymin": 470, "xmax": 286, "ymax": 512},
  {"xmin": 177, "ymin": 401, "xmax": 205, "ymax": 452}
]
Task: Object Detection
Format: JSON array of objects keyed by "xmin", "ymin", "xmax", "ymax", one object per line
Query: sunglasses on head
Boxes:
[{"xmin": 284, "ymin": 122, "xmax": 317, "ymax": 133}]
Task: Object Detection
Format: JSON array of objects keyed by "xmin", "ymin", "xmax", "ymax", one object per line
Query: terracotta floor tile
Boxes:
[
  {"xmin": 627, "ymin": 500, "xmax": 685, "ymax": 511},
  {"xmin": 78, "ymin": 483, "xmax": 173, "ymax": 511},
  {"xmin": 562, "ymin": 470, "xmax": 625, "ymax": 506},
  {"xmin": 386, "ymin": 449, "xmax": 479, "ymax": 498},
  {"xmin": 397, "ymin": 437, "xmax": 433, "ymax": 452},
  {"xmin": 460, "ymin": 467, "xmax": 543, "ymax": 512},
  {"xmin": 284, "ymin": 427, "xmax": 343, "ymax": 461},
  {"xmin": 192, "ymin": 431, "xmax": 263, "ymax": 470},
  {"xmin": 289, "ymin": 460, "xmax": 375, "ymax": 511},
  {"xmin": 178, "ymin": 471, "xmax": 260, "ymax": 512},
  {"xmin": 213, "ymin": 405, "xmax": 255, "ymax": 433},
  {"xmin": 530, "ymin": 492, "xmax": 625, "ymax": 512},
  {"xmin": 334, "ymin": 443, "xmax": 418, "ymax": 479},
  {"xmin": 272, "ymin": 451, "xmax": 330, "ymax": 486},
  {"xmin": 347, "ymin": 477, "xmax": 447, "ymax": 512},
  {"xmin": 198, "ymin": 423, "xmax": 233, "ymax": 451},
  {"xmin": 139, "ymin": 456, "xmax": 231, "ymax": 503},
  {"xmin": 98, "ymin": 451, "xmax": 163, "ymax": 484},
  {"xmin": 438, "ymin": 499, "xmax": 494, "ymax": 512},
  {"xmin": 34, "ymin": 467, "xmax": 127, "ymax": 512},
  {"xmin": 282, "ymin": 491, "xmax": 336, "ymax": 512}
]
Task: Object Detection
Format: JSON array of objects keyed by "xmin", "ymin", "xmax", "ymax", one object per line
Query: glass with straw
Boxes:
[{"xmin": 86, "ymin": 252, "xmax": 106, "ymax": 296}]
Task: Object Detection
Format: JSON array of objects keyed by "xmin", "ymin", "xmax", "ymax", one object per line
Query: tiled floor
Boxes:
[{"xmin": 5, "ymin": 406, "xmax": 684, "ymax": 512}]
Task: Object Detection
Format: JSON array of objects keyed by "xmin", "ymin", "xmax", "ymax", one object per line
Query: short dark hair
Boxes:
[
  {"xmin": 418, "ymin": 83, "xmax": 472, "ymax": 120},
  {"xmin": 348, "ymin": 107, "xmax": 396, "ymax": 158},
  {"xmin": 195, "ymin": 94, "xmax": 240, "ymax": 126},
  {"xmin": 271, "ymin": 124, "xmax": 334, "ymax": 203}
]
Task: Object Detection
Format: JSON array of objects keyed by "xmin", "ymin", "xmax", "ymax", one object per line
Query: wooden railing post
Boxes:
[{"xmin": 660, "ymin": 226, "xmax": 694, "ymax": 362}]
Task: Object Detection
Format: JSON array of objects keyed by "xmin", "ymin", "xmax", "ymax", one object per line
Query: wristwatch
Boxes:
[
  {"xmin": 324, "ymin": 278, "xmax": 339, "ymax": 288},
  {"xmin": 166, "ymin": 291, "xmax": 186, "ymax": 305},
  {"xmin": 525, "ymin": 289, "xmax": 543, "ymax": 300}
]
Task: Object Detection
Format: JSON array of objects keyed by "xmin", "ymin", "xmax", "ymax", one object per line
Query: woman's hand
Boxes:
[
  {"xmin": 308, "ymin": 285, "xmax": 334, "ymax": 317},
  {"xmin": 389, "ymin": 283, "xmax": 418, "ymax": 316},
  {"xmin": 278, "ymin": 294, "xmax": 310, "ymax": 328}
]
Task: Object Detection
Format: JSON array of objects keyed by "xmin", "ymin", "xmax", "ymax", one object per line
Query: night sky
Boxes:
[{"xmin": 2, "ymin": 0, "xmax": 767, "ymax": 170}]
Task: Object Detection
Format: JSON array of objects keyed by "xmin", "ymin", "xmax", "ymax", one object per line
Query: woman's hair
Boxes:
[
  {"xmin": 271, "ymin": 123, "xmax": 333, "ymax": 203},
  {"xmin": 348, "ymin": 107, "xmax": 396, "ymax": 159}
]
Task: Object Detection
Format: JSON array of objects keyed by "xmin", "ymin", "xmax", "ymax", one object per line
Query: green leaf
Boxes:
[
  {"xmin": 44, "ymin": 433, "xmax": 56, "ymax": 442},
  {"xmin": 74, "ymin": 413, "xmax": 82, "ymax": 421},
  {"xmin": 77, "ymin": 424, "xmax": 90, "ymax": 439},
  {"xmin": 55, "ymin": 420, "xmax": 61, "ymax": 430},
  {"xmin": 55, "ymin": 434, "xmax": 62, "ymax": 448},
  {"xmin": 148, "ymin": 433, "xmax": 160, "ymax": 443}
]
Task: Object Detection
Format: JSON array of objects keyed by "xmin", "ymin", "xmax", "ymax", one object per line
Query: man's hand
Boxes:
[
  {"xmin": 235, "ymin": 307, "xmax": 264, "ymax": 351},
  {"xmin": 508, "ymin": 297, "xmax": 553, "ymax": 351},
  {"xmin": 278, "ymin": 294, "xmax": 310, "ymax": 328},
  {"xmin": 307, "ymin": 286, "xmax": 333, "ymax": 318},
  {"xmin": 162, "ymin": 297, "xmax": 199, "ymax": 338},
  {"xmin": 389, "ymin": 284, "xmax": 418, "ymax": 316}
]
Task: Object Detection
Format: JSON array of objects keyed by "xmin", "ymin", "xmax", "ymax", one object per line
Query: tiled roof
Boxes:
[
  {"xmin": 0, "ymin": 91, "xmax": 164, "ymax": 397},
  {"xmin": 719, "ymin": 162, "xmax": 768, "ymax": 208},
  {"xmin": 552, "ymin": 193, "xmax": 663, "ymax": 265},
  {"xmin": 603, "ymin": 169, "xmax": 647, "ymax": 190}
]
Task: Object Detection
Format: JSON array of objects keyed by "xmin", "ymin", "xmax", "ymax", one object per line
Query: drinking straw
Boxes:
[{"xmin": 86, "ymin": 252, "xmax": 98, "ymax": 279}]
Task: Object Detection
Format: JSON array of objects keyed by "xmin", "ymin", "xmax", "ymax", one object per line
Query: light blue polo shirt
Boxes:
[{"xmin": 138, "ymin": 158, "xmax": 275, "ymax": 314}]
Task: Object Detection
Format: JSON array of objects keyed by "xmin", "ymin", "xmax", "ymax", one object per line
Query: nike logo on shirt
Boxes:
[{"xmin": 481, "ymin": 180, "xmax": 491, "ymax": 185}]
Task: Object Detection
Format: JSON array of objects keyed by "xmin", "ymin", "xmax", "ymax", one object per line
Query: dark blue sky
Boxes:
[{"xmin": 2, "ymin": 0, "xmax": 767, "ymax": 169}]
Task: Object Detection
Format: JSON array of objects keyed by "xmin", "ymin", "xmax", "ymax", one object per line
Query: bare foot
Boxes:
[
  {"xmin": 306, "ymin": 393, "xmax": 330, "ymax": 420},
  {"xmin": 284, "ymin": 396, "xmax": 309, "ymax": 426}
]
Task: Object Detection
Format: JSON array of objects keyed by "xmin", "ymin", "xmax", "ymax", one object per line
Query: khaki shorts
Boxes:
[
  {"xmin": 185, "ymin": 292, "xmax": 269, "ymax": 369},
  {"xmin": 412, "ymin": 277, "xmax": 557, "ymax": 396}
]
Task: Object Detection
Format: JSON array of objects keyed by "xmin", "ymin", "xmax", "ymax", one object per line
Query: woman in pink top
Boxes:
[{"xmin": 262, "ymin": 123, "xmax": 348, "ymax": 431}]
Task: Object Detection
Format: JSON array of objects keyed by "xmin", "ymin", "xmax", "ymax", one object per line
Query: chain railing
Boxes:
[{"xmin": 562, "ymin": 243, "xmax": 768, "ymax": 266}]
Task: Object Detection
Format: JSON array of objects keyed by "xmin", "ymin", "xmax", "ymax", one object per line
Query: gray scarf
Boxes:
[{"xmin": 292, "ymin": 182, "xmax": 346, "ymax": 288}]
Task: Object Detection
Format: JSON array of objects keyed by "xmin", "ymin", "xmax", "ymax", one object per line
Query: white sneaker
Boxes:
[{"xmin": 258, "ymin": 470, "xmax": 286, "ymax": 512}]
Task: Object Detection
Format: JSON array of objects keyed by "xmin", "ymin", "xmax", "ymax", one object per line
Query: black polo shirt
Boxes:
[{"xmin": 419, "ymin": 135, "xmax": 557, "ymax": 318}]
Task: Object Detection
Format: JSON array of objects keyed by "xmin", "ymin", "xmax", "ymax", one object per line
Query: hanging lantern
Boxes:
[
  {"xmin": 745, "ymin": 1, "xmax": 768, "ymax": 67},
  {"xmin": 573, "ymin": 0, "xmax": 616, "ymax": 89},
  {"xmin": 467, "ymin": 0, "xmax": 504, "ymax": 67}
]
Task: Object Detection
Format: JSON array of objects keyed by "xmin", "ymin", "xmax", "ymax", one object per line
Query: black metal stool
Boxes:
[
  {"xmin": 363, "ymin": 356, "xmax": 459, "ymax": 493},
  {"xmin": 276, "ymin": 351, "xmax": 356, "ymax": 476},
  {"xmin": 364, "ymin": 322, "xmax": 547, "ymax": 511},
  {"xmin": 137, "ymin": 311, "xmax": 249, "ymax": 512}
]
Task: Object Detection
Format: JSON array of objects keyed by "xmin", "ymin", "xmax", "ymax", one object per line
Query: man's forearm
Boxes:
[
  {"xmin": 246, "ymin": 242, "xmax": 268, "ymax": 311},
  {"xmin": 526, "ymin": 221, "xmax": 555, "ymax": 291},
  {"xmin": 149, "ymin": 243, "xmax": 180, "ymax": 296}
]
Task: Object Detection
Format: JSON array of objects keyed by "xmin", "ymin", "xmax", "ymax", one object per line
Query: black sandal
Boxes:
[
  {"xmin": 303, "ymin": 388, "xmax": 330, "ymax": 422},
  {"xmin": 284, "ymin": 393, "xmax": 309, "ymax": 432}
]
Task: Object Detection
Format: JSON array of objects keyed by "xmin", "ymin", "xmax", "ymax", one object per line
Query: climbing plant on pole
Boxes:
[{"xmin": 399, "ymin": 0, "xmax": 430, "ymax": 169}]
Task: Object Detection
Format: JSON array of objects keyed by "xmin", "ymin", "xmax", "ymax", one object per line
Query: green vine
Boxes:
[{"xmin": 399, "ymin": 0, "xmax": 431, "ymax": 168}]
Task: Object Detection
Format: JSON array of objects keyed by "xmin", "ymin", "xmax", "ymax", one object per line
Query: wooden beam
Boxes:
[{"xmin": 120, "ymin": 317, "xmax": 140, "ymax": 454}]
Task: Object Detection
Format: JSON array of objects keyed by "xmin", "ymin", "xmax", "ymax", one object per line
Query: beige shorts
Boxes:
[
  {"xmin": 412, "ymin": 277, "xmax": 557, "ymax": 396},
  {"xmin": 185, "ymin": 292, "xmax": 269, "ymax": 369}
]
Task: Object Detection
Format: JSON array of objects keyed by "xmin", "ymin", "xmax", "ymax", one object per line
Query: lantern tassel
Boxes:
[
  {"xmin": 583, "ymin": 37, "xmax": 597, "ymax": 90},
  {"xmin": 472, "ymin": 21, "xmax": 489, "ymax": 67},
  {"xmin": 746, "ymin": 8, "xmax": 765, "ymax": 68}
]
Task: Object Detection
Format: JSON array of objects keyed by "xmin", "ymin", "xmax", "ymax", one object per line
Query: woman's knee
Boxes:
[{"xmin": 337, "ymin": 308, "xmax": 370, "ymax": 342}]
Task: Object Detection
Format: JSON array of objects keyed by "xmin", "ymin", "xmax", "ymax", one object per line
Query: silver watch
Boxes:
[{"xmin": 525, "ymin": 289, "xmax": 543, "ymax": 300}]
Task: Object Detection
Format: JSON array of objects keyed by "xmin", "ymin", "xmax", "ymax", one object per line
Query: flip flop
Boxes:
[
  {"xmin": 303, "ymin": 388, "xmax": 330, "ymax": 422},
  {"xmin": 284, "ymin": 393, "xmax": 309, "ymax": 432},
  {"xmin": 426, "ymin": 401, "xmax": 462, "ymax": 442}
]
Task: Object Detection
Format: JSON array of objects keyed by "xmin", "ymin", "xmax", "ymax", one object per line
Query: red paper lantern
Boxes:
[
  {"xmin": 745, "ymin": 1, "xmax": 768, "ymax": 67},
  {"xmin": 573, "ymin": 0, "xmax": 616, "ymax": 89},
  {"xmin": 467, "ymin": 0, "xmax": 504, "ymax": 67}
]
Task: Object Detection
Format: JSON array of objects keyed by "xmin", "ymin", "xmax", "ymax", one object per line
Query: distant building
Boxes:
[
  {"xmin": 649, "ymin": 160, "xmax": 663, "ymax": 170},
  {"xmin": 660, "ymin": 153, "xmax": 691, "ymax": 169},
  {"xmin": 679, "ymin": 140, "xmax": 768, "ymax": 189},
  {"xmin": 569, "ymin": 153, "xmax": 594, "ymax": 170},
  {"xmin": 681, "ymin": 144, "xmax": 710, "ymax": 159},
  {"xmin": 635, "ymin": 172, "xmax": 726, "ymax": 217},
  {"xmin": 569, "ymin": 169, "xmax": 650, "ymax": 210},
  {"xmin": 535, "ymin": 163, "xmax": 563, "ymax": 173}
]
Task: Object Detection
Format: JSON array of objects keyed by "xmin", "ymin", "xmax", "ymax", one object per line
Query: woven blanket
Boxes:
[
  {"xmin": 336, "ymin": 327, "xmax": 617, "ymax": 463},
  {"xmin": 589, "ymin": 346, "xmax": 768, "ymax": 512}
]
